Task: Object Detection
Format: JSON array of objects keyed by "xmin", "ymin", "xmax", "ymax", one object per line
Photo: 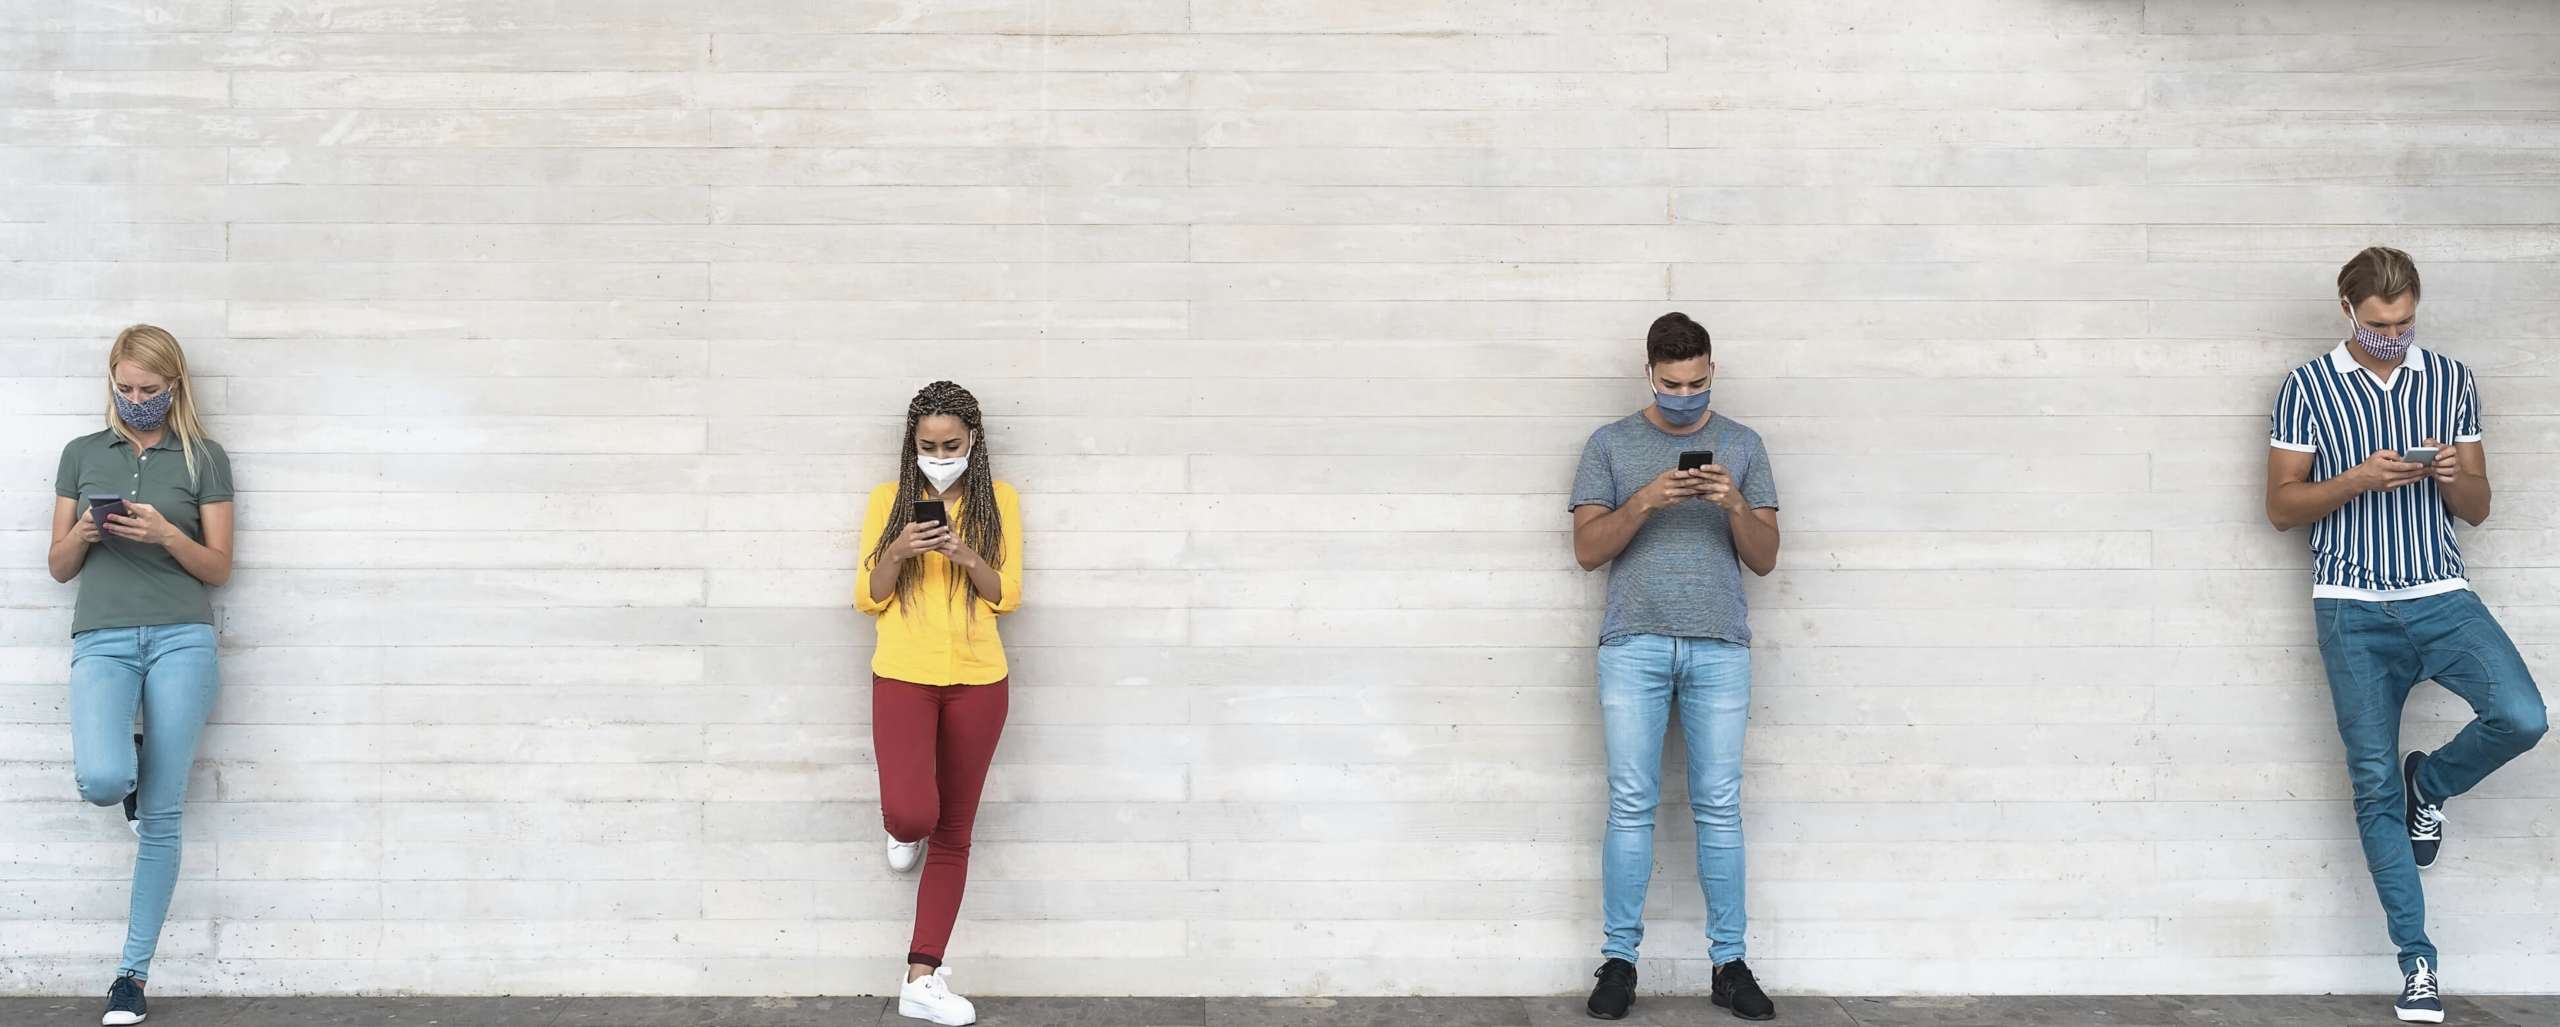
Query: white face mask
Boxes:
[{"xmin": 917, "ymin": 455, "xmax": 969, "ymax": 491}]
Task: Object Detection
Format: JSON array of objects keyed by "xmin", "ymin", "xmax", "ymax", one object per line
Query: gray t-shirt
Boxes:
[{"xmin": 1570, "ymin": 412, "xmax": 1779, "ymax": 646}]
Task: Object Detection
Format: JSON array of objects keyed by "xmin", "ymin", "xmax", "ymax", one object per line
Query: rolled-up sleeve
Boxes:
[
  {"xmin": 853, "ymin": 485, "xmax": 894, "ymax": 616},
  {"xmin": 985, "ymin": 483, "xmax": 1024, "ymax": 616}
]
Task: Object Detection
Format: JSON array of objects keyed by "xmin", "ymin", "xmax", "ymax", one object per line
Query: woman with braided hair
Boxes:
[{"xmin": 856, "ymin": 380, "xmax": 1023, "ymax": 1026}]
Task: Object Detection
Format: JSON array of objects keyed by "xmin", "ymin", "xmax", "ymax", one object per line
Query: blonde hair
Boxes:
[
  {"xmin": 105, "ymin": 324, "xmax": 213, "ymax": 484},
  {"xmin": 2338, "ymin": 246, "xmax": 2422, "ymax": 309}
]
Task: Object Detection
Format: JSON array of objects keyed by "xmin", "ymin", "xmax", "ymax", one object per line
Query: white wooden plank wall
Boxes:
[{"xmin": 3, "ymin": 0, "xmax": 2557, "ymax": 997}]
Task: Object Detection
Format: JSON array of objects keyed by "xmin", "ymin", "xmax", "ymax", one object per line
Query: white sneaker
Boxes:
[
  {"xmin": 898, "ymin": 967, "xmax": 976, "ymax": 1026},
  {"xmin": 886, "ymin": 836, "xmax": 925, "ymax": 874}
]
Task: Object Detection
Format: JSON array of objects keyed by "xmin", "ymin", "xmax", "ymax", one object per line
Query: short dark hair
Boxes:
[
  {"xmin": 2338, "ymin": 246, "xmax": 2421, "ymax": 308},
  {"xmin": 1647, "ymin": 311, "xmax": 1710, "ymax": 365}
]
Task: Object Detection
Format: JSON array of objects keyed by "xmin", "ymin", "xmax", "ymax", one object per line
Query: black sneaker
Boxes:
[
  {"xmin": 2395, "ymin": 957, "xmax": 2443, "ymax": 1023},
  {"xmin": 103, "ymin": 973, "xmax": 146, "ymax": 1025},
  {"xmin": 2404, "ymin": 751, "xmax": 2445, "ymax": 870},
  {"xmin": 1712, "ymin": 959, "xmax": 1775, "ymax": 1021},
  {"xmin": 1586, "ymin": 958, "xmax": 1636, "ymax": 1020}
]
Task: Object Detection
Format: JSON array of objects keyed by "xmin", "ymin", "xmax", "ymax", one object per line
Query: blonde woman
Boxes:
[{"xmin": 47, "ymin": 325, "xmax": 234, "ymax": 1026}]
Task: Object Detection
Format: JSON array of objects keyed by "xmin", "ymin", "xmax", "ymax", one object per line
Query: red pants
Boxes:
[{"xmin": 873, "ymin": 676, "xmax": 1009, "ymax": 967}]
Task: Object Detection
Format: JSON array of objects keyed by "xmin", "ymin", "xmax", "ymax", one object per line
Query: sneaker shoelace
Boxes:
[
  {"xmin": 2406, "ymin": 961, "xmax": 2439, "ymax": 1002},
  {"xmin": 2411, "ymin": 801, "xmax": 2447, "ymax": 841}
]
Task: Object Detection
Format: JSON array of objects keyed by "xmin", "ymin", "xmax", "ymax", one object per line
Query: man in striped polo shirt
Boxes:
[{"xmin": 2265, "ymin": 246, "xmax": 2548, "ymax": 1024}]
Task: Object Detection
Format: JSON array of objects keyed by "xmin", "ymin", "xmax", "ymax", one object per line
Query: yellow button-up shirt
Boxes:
[{"xmin": 855, "ymin": 480, "xmax": 1024, "ymax": 685}]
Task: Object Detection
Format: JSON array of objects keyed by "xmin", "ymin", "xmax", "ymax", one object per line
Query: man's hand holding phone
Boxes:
[
  {"xmin": 2349, "ymin": 449, "xmax": 2432, "ymax": 494},
  {"xmin": 1688, "ymin": 464, "xmax": 1747, "ymax": 513},
  {"xmin": 1634, "ymin": 468, "xmax": 1703, "ymax": 513},
  {"xmin": 2420, "ymin": 438, "xmax": 2461, "ymax": 484}
]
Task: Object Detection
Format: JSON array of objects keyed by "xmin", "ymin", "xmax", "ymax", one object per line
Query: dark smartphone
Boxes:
[
  {"xmin": 1677, "ymin": 451, "xmax": 1715, "ymax": 472},
  {"xmin": 912, "ymin": 499, "xmax": 948, "ymax": 529},
  {"xmin": 89, "ymin": 495, "xmax": 127, "ymax": 526}
]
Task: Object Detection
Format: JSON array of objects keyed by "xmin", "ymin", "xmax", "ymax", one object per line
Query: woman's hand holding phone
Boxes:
[
  {"xmin": 888, "ymin": 519, "xmax": 952, "ymax": 563},
  {"xmin": 104, "ymin": 500, "xmax": 177, "ymax": 546},
  {"xmin": 935, "ymin": 531, "xmax": 986, "ymax": 571}
]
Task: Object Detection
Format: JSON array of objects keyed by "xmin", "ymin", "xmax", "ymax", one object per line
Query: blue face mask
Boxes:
[
  {"xmin": 1654, "ymin": 388, "xmax": 1711, "ymax": 426},
  {"xmin": 115, "ymin": 389, "xmax": 176, "ymax": 430}
]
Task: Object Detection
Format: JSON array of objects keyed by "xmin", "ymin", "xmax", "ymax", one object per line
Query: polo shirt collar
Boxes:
[
  {"xmin": 108, "ymin": 429, "xmax": 183, "ymax": 453},
  {"xmin": 2328, "ymin": 340, "xmax": 2426, "ymax": 385}
]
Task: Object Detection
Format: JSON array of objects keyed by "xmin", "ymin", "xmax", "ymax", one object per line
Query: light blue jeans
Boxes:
[
  {"xmin": 70, "ymin": 623, "xmax": 221, "ymax": 981},
  {"xmin": 1597, "ymin": 633, "xmax": 1751, "ymax": 966},
  {"xmin": 2315, "ymin": 590, "xmax": 2548, "ymax": 975}
]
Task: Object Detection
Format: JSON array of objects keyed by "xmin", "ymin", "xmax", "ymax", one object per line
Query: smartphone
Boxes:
[
  {"xmin": 2399, "ymin": 447, "xmax": 2440, "ymax": 468},
  {"xmin": 1677, "ymin": 450, "xmax": 1715, "ymax": 473},
  {"xmin": 88, "ymin": 495, "xmax": 126, "ymax": 526},
  {"xmin": 912, "ymin": 499, "xmax": 948, "ymax": 529}
]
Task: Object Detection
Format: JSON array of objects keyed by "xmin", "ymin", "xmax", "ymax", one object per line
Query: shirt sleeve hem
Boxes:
[
  {"xmin": 2454, "ymin": 434, "xmax": 2483, "ymax": 443},
  {"xmin": 2268, "ymin": 439, "xmax": 2317, "ymax": 453}
]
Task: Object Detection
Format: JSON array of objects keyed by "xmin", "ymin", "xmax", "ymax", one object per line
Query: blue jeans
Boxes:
[
  {"xmin": 1597, "ymin": 633, "xmax": 1751, "ymax": 965},
  {"xmin": 2315, "ymin": 590, "xmax": 2548, "ymax": 974},
  {"xmin": 70, "ymin": 623, "xmax": 221, "ymax": 980}
]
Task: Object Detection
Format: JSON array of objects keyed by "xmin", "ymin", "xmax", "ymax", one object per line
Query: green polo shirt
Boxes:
[{"xmin": 54, "ymin": 429, "xmax": 234, "ymax": 635}]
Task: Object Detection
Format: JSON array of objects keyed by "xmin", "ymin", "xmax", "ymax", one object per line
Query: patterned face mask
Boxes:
[
  {"xmin": 114, "ymin": 388, "xmax": 176, "ymax": 430},
  {"xmin": 2349, "ymin": 313, "xmax": 2414, "ymax": 363}
]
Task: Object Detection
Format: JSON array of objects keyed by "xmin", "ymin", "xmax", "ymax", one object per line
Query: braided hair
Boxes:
[{"xmin": 867, "ymin": 381, "xmax": 1006, "ymax": 612}]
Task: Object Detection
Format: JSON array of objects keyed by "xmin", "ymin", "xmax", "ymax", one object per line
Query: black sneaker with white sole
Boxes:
[
  {"xmin": 1585, "ymin": 958, "xmax": 1635, "ymax": 1020},
  {"xmin": 2396, "ymin": 958, "xmax": 2443, "ymax": 1023},
  {"xmin": 2404, "ymin": 750, "xmax": 2444, "ymax": 869},
  {"xmin": 102, "ymin": 973, "xmax": 146, "ymax": 1025}
]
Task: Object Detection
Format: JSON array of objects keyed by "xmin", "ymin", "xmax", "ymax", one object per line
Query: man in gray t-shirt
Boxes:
[{"xmin": 1568, "ymin": 312, "xmax": 1781, "ymax": 1022}]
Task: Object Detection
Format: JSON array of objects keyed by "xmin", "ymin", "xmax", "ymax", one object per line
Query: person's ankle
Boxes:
[{"xmin": 906, "ymin": 963, "xmax": 934, "ymax": 983}]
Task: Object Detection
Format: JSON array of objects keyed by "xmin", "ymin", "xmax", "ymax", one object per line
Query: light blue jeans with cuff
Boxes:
[
  {"xmin": 71, "ymin": 622, "xmax": 221, "ymax": 981},
  {"xmin": 1597, "ymin": 632, "xmax": 1752, "ymax": 966}
]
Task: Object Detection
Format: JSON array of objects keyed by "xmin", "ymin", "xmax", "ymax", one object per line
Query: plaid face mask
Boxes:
[{"xmin": 2351, "ymin": 319, "xmax": 2414, "ymax": 363}]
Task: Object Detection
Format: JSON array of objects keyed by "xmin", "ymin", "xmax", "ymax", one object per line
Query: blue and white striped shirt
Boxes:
[{"xmin": 2270, "ymin": 343, "xmax": 2483, "ymax": 601}]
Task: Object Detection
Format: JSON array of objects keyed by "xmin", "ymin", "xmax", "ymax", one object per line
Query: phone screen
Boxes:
[
  {"xmin": 89, "ymin": 496, "xmax": 126, "ymax": 525},
  {"xmin": 2401, "ymin": 448, "xmax": 2440, "ymax": 467},
  {"xmin": 912, "ymin": 500, "xmax": 948, "ymax": 527},
  {"xmin": 1677, "ymin": 451, "xmax": 1715, "ymax": 472}
]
